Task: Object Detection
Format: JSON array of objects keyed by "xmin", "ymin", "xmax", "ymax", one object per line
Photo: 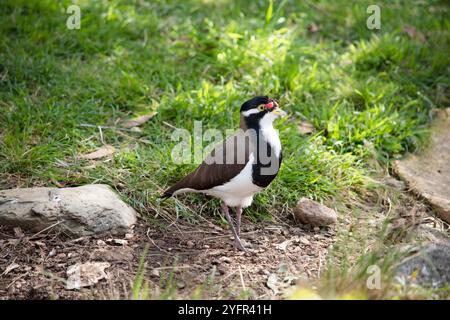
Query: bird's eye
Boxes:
[{"xmin": 257, "ymin": 105, "xmax": 265, "ymax": 111}]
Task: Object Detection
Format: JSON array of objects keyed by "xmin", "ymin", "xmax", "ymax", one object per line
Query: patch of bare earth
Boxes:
[{"xmin": 0, "ymin": 217, "xmax": 335, "ymax": 299}]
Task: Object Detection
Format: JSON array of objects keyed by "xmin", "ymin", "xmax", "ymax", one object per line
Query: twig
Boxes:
[
  {"xmin": 29, "ymin": 221, "xmax": 63, "ymax": 240},
  {"xmin": 98, "ymin": 125, "xmax": 105, "ymax": 145},
  {"xmin": 150, "ymin": 265, "xmax": 197, "ymax": 271},
  {"xmin": 162, "ymin": 121, "xmax": 178, "ymax": 130},
  {"xmin": 146, "ymin": 228, "xmax": 169, "ymax": 253},
  {"xmin": 317, "ymin": 252, "xmax": 323, "ymax": 277},
  {"xmin": 78, "ymin": 123, "xmax": 135, "ymax": 132},
  {"xmin": 115, "ymin": 130, "xmax": 151, "ymax": 145},
  {"xmin": 238, "ymin": 266, "xmax": 246, "ymax": 291},
  {"xmin": 221, "ymin": 268, "xmax": 238, "ymax": 282},
  {"xmin": 204, "ymin": 231, "xmax": 257, "ymax": 241}
]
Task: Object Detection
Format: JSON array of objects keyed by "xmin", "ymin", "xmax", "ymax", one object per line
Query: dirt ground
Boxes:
[{"xmin": 0, "ymin": 215, "xmax": 335, "ymax": 299}]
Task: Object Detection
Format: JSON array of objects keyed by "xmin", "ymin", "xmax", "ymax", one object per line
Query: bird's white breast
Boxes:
[
  {"xmin": 259, "ymin": 113, "xmax": 282, "ymax": 157},
  {"xmin": 206, "ymin": 153, "xmax": 261, "ymax": 208}
]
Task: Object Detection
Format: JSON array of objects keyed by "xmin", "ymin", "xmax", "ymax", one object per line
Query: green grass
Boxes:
[{"xmin": 0, "ymin": 0, "xmax": 449, "ymax": 299}]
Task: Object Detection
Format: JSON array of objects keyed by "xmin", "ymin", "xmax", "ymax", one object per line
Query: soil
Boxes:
[{"xmin": 0, "ymin": 216, "xmax": 335, "ymax": 299}]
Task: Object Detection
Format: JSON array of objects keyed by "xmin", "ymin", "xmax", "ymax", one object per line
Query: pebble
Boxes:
[
  {"xmin": 150, "ymin": 269, "xmax": 160, "ymax": 277},
  {"xmin": 186, "ymin": 240, "xmax": 195, "ymax": 249},
  {"xmin": 219, "ymin": 256, "xmax": 232, "ymax": 264},
  {"xmin": 258, "ymin": 268, "xmax": 270, "ymax": 276},
  {"xmin": 299, "ymin": 237, "xmax": 310, "ymax": 245},
  {"xmin": 48, "ymin": 248, "xmax": 57, "ymax": 257},
  {"xmin": 113, "ymin": 239, "xmax": 128, "ymax": 246}
]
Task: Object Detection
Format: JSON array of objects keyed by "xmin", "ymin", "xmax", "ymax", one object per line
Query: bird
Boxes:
[{"xmin": 162, "ymin": 96, "xmax": 286, "ymax": 251}]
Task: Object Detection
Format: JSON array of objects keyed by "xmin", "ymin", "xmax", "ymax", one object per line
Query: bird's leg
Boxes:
[
  {"xmin": 221, "ymin": 202, "xmax": 246, "ymax": 251},
  {"xmin": 236, "ymin": 206, "xmax": 242, "ymax": 237}
]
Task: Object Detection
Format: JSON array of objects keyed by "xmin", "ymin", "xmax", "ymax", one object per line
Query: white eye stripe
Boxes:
[{"xmin": 241, "ymin": 108, "xmax": 260, "ymax": 117}]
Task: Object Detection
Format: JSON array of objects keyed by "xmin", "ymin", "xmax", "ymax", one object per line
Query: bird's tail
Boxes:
[{"xmin": 160, "ymin": 191, "xmax": 173, "ymax": 200}]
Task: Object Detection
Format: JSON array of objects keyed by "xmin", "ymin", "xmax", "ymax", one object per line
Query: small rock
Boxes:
[
  {"xmin": 97, "ymin": 240, "xmax": 107, "ymax": 246},
  {"xmin": 48, "ymin": 248, "xmax": 57, "ymax": 257},
  {"xmin": 66, "ymin": 262, "xmax": 110, "ymax": 290},
  {"xmin": 67, "ymin": 252, "xmax": 76, "ymax": 258},
  {"xmin": 150, "ymin": 269, "xmax": 160, "ymax": 277},
  {"xmin": 259, "ymin": 268, "xmax": 270, "ymax": 276},
  {"xmin": 177, "ymin": 281, "xmax": 186, "ymax": 289},
  {"xmin": 186, "ymin": 240, "xmax": 195, "ymax": 249},
  {"xmin": 204, "ymin": 244, "xmax": 210, "ymax": 249},
  {"xmin": 34, "ymin": 241, "xmax": 46, "ymax": 247},
  {"xmin": 111, "ymin": 239, "xmax": 128, "ymax": 246},
  {"xmin": 125, "ymin": 233, "xmax": 134, "ymax": 240},
  {"xmin": 217, "ymin": 265, "xmax": 227, "ymax": 275},
  {"xmin": 299, "ymin": 237, "xmax": 310, "ymax": 245},
  {"xmin": 219, "ymin": 256, "xmax": 232, "ymax": 264},
  {"xmin": 293, "ymin": 198, "xmax": 337, "ymax": 227}
]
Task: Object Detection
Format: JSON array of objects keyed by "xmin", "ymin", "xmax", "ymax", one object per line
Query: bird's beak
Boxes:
[{"xmin": 272, "ymin": 107, "xmax": 287, "ymax": 118}]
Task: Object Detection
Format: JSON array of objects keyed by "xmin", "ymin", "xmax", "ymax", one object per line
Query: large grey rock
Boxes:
[
  {"xmin": 0, "ymin": 184, "xmax": 137, "ymax": 236},
  {"xmin": 396, "ymin": 243, "xmax": 450, "ymax": 289},
  {"xmin": 293, "ymin": 198, "xmax": 337, "ymax": 227},
  {"xmin": 394, "ymin": 108, "xmax": 450, "ymax": 223}
]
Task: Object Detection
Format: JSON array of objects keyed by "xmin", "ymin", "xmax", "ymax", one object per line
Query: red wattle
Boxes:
[{"xmin": 265, "ymin": 102, "xmax": 274, "ymax": 109}]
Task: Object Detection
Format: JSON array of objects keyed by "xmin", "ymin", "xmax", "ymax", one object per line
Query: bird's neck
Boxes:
[{"xmin": 240, "ymin": 115, "xmax": 281, "ymax": 159}]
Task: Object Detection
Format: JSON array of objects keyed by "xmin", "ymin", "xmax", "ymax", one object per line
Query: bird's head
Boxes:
[{"xmin": 240, "ymin": 96, "xmax": 287, "ymax": 129}]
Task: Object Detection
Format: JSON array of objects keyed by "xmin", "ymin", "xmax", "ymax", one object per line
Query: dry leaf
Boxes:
[
  {"xmin": 122, "ymin": 112, "xmax": 157, "ymax": 128},
  {"xmin": 66, "ymin": 262, "xmax": 110, "ymax": 290},
  {"xmin": 298, "ymin": 121, "xmax": 315, "ymax": 135},
  {"xmin": 275, "ymin": 239, "xmax": 293, "ymax": 251},
  {"xmin": 2, "ymin": 263, "xmax": 20, "ymax": 276},
  {"xmin": 307, "ymin": 23, "xmax": 319, "ymax": 33},
  {"xmin": 80, "ymin": 145, "xmax": 115, "ymax": 160},
  {"xmin": 13, "ymin": 227, "xmax": 24, "ymax": 238},
  {"xmin": 267, "ymin": 273, "xmax": 279, "ymax": 294},
  {"xmin": 403, "ymin": 25, "xmax": 426, "ymax": 43}
]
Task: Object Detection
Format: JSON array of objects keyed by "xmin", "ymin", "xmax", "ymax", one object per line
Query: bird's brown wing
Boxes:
[{"xmin": 162, "ymin": 133, "xmax": 252, "ymax": 197}]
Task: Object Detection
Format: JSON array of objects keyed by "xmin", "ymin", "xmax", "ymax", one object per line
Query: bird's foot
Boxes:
[
  {"xmin": 233, "ymin": 239, "xmax": 246, "ymax": 252},
  {"xmin": 233, "ymin": 238, "xmax": 252, "ymax": 252}
]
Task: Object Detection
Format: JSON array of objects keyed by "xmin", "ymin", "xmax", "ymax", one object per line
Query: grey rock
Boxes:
[
  {"xmin": 293, "ymin": 198, "xmax": 337, "ymax": 227},
  {"xmin": 0, "ymin": 184, "xmax": 136, "ymax": 236},
  {"xmin": 394, "ymin": 108, "xmax": 450, "ymax": 223},
  {"xmin": 396, "ymin": 243, "xmax": 450, "ymax": 289}
]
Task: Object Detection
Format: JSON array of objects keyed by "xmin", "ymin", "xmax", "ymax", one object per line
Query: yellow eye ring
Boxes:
[{"xmin": 257, "ymin": 105, "xmax": 265, "ymax": 111}]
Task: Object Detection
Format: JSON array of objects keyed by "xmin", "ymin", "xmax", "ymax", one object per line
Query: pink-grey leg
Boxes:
[
  {"xmin": 236, "ymin": 206, "xmax": 242, "ymax": 237},
  {"xmin": 221, "ymin": 202, "xmax": 246, "ymax": 251}
]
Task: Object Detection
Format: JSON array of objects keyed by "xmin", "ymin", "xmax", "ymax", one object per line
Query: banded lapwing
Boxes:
[{"xmin": 163, "ymin": 96, "xmax": 286, "ymax": 251}]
